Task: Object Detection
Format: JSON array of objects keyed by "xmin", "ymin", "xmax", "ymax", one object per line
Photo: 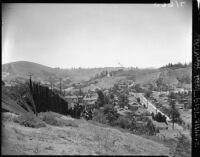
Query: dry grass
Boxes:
[
  {"xmin": 39, "ymin": 112, "xmax": 78, "ymax": 127},
  {"xmin": 13, "ymin": 113, "xmax": 46, "ymax": 128}
]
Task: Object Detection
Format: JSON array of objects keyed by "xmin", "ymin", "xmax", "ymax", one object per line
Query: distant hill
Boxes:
[
  {"xmin": 2, "ymin": 61, "xmax": 192, "ymax": 90},
  {"xmin": 2, "ymin": 61, "xmax": 65, "ymax": 81},
  {"xmin": 2, "ymin": 61, "xmax": 122, "ymax": 84}
]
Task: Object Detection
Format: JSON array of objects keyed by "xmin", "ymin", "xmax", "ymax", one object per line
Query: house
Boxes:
[
  {"xmin": 124, "ymin": 106, "xmax": 128, "ymax": 110},
  {"xmin": 173, "ymin": 88, "xmax": 188, "ymax": 94},
  {"xmin": 64, "ymin": 95, "xmax": 83, "ymax": 103},
  {"xmin": 63, "ymin": 87, "xmax": 74, "ymax": 92},
  {"xmin": 83, "ymin": 96, "xmax": 98, "ymax": 106},
  {"xmin": 107, "ymin": 72, "xmax": 111, "ymax": 77}
]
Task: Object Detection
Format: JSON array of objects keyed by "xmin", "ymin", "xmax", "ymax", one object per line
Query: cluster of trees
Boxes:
[
  {"xmin": 167, "ymin": 92, "xmax": 181, "ymax": 129},
  {"xmin": 68, "ymin": 104, "xmax": 84, "ymax": 119},
  {"xmin": 91, "ymin": 82, "xmax": 159, "ymax": 135},
  {"xmin": 126, "ymin": 75, "xmax": 136, "ymax": 81},
  {"xmin": 160, "ymin": 62, "xmax": 192, "ymax": 70},
  {"xmin": 151, "ymin": 112, "xmax": 167, "ymax": 124},
  {"xmin": 96, "ymin": 84, "xmax": 129, "ymax": 109},
  {"xmin": 93, "ymin": 105, "xmax": 157, "ymax": 136},
  {"xmin": 93, "ymin": 70, "xmax": 111, "ymax": 79},
  {"xmin": 130, "ymin": 83, "xmax": 145, "ymax": 93},
  {"xmin": 118, "ymin": 93, "xmax": 129, "ymax": 108}
]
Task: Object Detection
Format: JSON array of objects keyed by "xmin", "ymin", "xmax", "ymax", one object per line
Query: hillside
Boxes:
[
  {"xmin": 2, "ymin": 61, "xmax": 192, "ymax": 90},
  {"xmin": 2, "ymin": 61, "xmax": 66, "ymax": 81},
  {"xmin": 2, "ymin": 61, "xmax": 121, "ymax": 83},
  {"xmin": 2, "ymin": 112, "xmax": 170, "ymax": 155},
  {"xmin": 135, "ymin": 67, "xmax": 191, "ymax": 87}
]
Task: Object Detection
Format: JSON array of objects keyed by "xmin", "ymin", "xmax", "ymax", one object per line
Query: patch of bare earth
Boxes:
[{"xmin": 2, "ymin": 112, "xmax": 170, "ymax": 155}]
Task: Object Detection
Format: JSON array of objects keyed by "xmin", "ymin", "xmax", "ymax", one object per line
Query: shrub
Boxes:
[
  {"xmin": 136, "ymin": 97, "xmax": 140, "ymax": 103},
  {"xmin": 128, "ymin": 105, "xmax": 138, "ymax": 111},
  {"xmin": 39, "ymin": 112, "xmax": 62, "ymax": 126},
  {"xmin": 39, "ymin": 111, "xmax": 62, "ymax": 118},
  {"xmin": 115, "ymin": 116, "xmax": 131, "ymax": 129},
  {"xmin": 92, "ymin": 109, "xmax": 108, "ymax": 124},
  {"xmin": 146, "ymin": 119, "xmax": 158, "ymax": 135},
  {"xmin": 39, "ymin": 112, "xmax": 78, "ymax": 127},
  {"xmin": 153, "ymin": 112, "xmax": 167, "ymax": 123},
  {"xmin": 141, "ymin": 111, "xmax": 151, "ymax": 116},
  {"xmin": 60, "ymin": 119, "xmax": 78, "ymax": 127},
  {"xmin": 136, "ymin": 115, "xmax": 149, "ymax": 122},
  {"xmin": 14, "ymin": 113, "xmax": 46, "ymax": 128},
  {"xmin": 2, "ymin": 112, "xmax": 19, "ymax": 122},
  {"xmin": 103, "ymin": 104, "xmax": 119, "ymax": 125}
]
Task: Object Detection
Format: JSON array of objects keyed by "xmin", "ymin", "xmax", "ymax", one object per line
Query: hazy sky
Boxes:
[{"xmin": 2, "ymin": 2, "xmax": 192, "ymax": 68}]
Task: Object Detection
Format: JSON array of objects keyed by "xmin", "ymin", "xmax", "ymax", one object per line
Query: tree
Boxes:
[
  {"xmin": 2, "ymin": 81, "xmax": 5, "ymax": 86},
  {"xmin": 113, "ymin": 84, "xmax": 119, "ymax": 92},
  {"xmin": 136, "ymin": 97, "xmax": 141, "ymax": 104},
  {"xmin": 156, "ymin": 77, "xmax": 163, "ymax": 92},
  {"xmin": 169, "ymin": 100, "xmax": 180, "ymax": 129},
  {"xmin": 104, "ymin": 94, "xmax": 110, "ymax": 105},
  {"xmin": 168, "ymin": 91, "xmax": 176, "ymax": 100},
  {"xmin": 148, "ymin": 83, "xmax": 154, "ymax": 91},
  {"xmin": 104, "ymin": 104, "xmax": 119, "ymax": 125},
  {"xmin": 79, "ymin": 88, "xmax": 83, "ymax": 96},
  {"xmin": 134, "ymin": 83, "xmax": 143, "ymax": 93},
  {"xmin": 168, "ymin": 92, "xmax": 180, "ymax": 129},
  {"xmin": 97, "ymin": 90, "xmax": 105, "ymax": 107},
  {"xmin": 118, "ymin": 93, "xmax": 129, "ymax": 108},
  {"xmin": 144, "ymin": 90, "xmax": 152, "ymax": 108}
]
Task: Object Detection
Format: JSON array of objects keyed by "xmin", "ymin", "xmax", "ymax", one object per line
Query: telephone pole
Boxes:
[
  {"xmin": 48, "ymin": 77, "xmax": 54, "ymax": 90},
  {"xmin": 27, "ymin": 73, "xmax": 33, "ymax": 81},
  {"xmin": 59, "ymin": 77, "xmax": 62, "ymax": 95},
  {"xmin": 27, "ymin": 73, "xmax": 33, "ymax": 92}
]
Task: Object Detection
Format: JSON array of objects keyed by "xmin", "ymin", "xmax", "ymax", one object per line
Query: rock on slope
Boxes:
[{"xmin": 2, "ymin": 112, "xmax": 170, "ymax": 155}]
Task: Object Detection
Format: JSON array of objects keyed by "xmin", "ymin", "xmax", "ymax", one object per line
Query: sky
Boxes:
[{"xmin": 2, "ymin": 1, "xmax": 192, "ymax": 69}]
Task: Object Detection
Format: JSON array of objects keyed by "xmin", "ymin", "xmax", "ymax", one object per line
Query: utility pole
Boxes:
[
  {"xmin": 48, "ymin": 77, "xmax": 54, "ymax": 90},
  {"xmin": 27, "ymin": 73, "xmax": 33, "ymax": 92},
  {"xmin": 59, "ymin": 77, "xmax": 62, "ymax": 95},
  {"xmin": 172, "ymin": 100, "xmax": 175, "ymax": 130},
  {"xmin": 27, "ymin": 73, "xmax": 33, "ymax": 83}
]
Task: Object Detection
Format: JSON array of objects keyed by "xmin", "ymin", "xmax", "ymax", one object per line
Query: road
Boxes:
[{"xmin": 130, "ymin": 92, "xmax": 171, "ymax": 122}]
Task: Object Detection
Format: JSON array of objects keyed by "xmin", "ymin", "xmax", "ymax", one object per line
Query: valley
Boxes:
[{"xmin": 1, "ymin": 61, "xmax": 192, "ymax": 156}]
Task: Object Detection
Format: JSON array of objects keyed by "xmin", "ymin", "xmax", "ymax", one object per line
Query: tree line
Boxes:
[{"xmin": 160, "ymin": 62, "xmax": 192, "ymax": 70}]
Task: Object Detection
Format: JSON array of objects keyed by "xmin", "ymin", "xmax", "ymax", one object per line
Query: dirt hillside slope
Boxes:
[{"xmin": 2, "ymin": 112, "xmax": 170, "ymax": 155}]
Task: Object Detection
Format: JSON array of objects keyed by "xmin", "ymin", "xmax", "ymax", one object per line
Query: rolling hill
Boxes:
[
  {"xmin": 2, "ymin": 61, "xmax": 65, "ymax": 81},
  {"xmin": 2, "ymin": 61, "xmax": 192, "ymax": 90},
  {"xmin": 2, "ymin": 61, "xmax": 121, "ymax": 83}
]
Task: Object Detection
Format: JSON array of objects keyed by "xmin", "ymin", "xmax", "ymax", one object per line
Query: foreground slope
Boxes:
[{"xmin": 2, "ymin": 112, "xmax": 170, "ymax": 155}]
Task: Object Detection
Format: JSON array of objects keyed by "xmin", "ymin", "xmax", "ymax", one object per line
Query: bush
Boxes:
[
  {"xmin": 92, "ymin": 109, "xmax": 108, "ymax": 124},
  {"xmin": 153, "ymin": 112, "xmax": 167, "ymax": 123},
  {"xmin": 136, "ymin": 115, "xmax": 149, "ymax": 122},
  {"xmin": 141, "ymin": 111, "xmax": 151, "ymax": 116},
  {"xmin": 60, "ymin": 119, "xmax": 78, "ymax": 127},
  {"xmin": 39, "ymin": 112, "xmax": 78, "ymax": 127},
  {"xmin": 115, "ymin": 116, "xmax": 131, "ymax": 129},
  {"xmin": 103, "ymin": 104, "xmax": 119, "ymax": 125},
  {"xmin": 128, "ymin": 105, "xmax": 138, "ymax": 111},
  {"xmin": 146, "ymin": 119, "xmax": 158, "ymax": 135},
  {"xmin": 39, "ymin": 111, "xmax": 62, "ymax": 118},
  {"xmin": 136, "ymin": 97, "xmax": 140, "ymax": 103},
  {"xmin": 14, "ymin": 113, "xmax": 46, "ymax": 128}
]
